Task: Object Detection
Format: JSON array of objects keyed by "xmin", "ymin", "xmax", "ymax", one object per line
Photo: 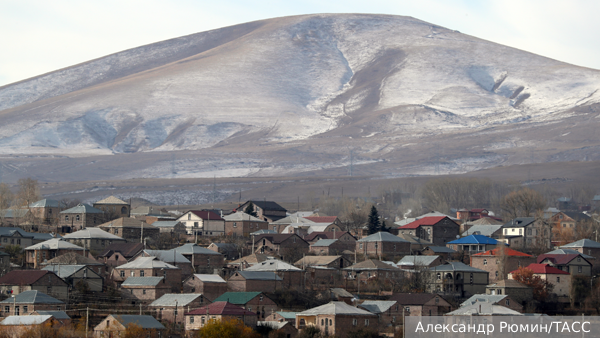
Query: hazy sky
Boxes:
[{"xmin": 1, "ymin": 0, "xmax": 599, "ymax": 87}]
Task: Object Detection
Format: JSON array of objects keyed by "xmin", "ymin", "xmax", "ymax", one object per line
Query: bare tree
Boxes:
[
  {"xmin": 500, "ymin": 188, "xmax": 546, "ymax": 219},
  {"xmin": 15, "ymin": 178, "xmax": 40, "ymax": 208},
  {"xmin": 0, "ymin": 184, "xmax": 13, "ymax": 225}
]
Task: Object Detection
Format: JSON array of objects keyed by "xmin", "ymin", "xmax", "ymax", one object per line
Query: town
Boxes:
[{"xmin": 0, "ymin": 177, "xmax": 598, "ymax": 338}]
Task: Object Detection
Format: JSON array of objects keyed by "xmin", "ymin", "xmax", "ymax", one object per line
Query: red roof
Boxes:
[
  {"xmin": 473, "ymin": 248, "xmax": 532, "ymax": 257},
  {"xmin": 537, "ymin": 254, "xmax": 587, "ymax": 265},
  {"xmin": 397, "ymin": 216, "xmax": 447, "ymax": 229},
  {"xmin": 185, "ymin": 301, "xmax": 255, "ymax": 316},
  {"xmin": 510, "ymin": 263, "xmax": 569, "ymax": 275},
  {"xmin": 304, "ymin": 216, "xmax": 338, "ymax": 223},
  {"xmin": 189, "ymin": 210, "xmax": 224, "ymax": 221}
]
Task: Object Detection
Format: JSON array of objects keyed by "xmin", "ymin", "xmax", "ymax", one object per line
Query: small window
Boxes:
[
  {"xmin": 506, "ymin": 299, "xmax": 510, "ymax": 306},
  {"xmin": 483, "ymin": 259, "xmax": 487, "ymax": 265},
  {"xmin": 143, "ymin": 289, "xmax": 146, "ymax": 295},
  {"xmin": 578, "ymin": 266, "xmax": 582, "ymax": 273},
  {"xmin": 365, "ymin": 319, "xmax": 369, "ymax": 326},
  {"xmin": 557, "ymin": 277, "xmax": 560, "ymax": 282},
  {"xmin": 140, "ymin": 270, "xmax": 145, "ymax": 277},
  {"xmin": 120, "ymin": 271, "xmax": 125, "ymax": 278},
  {"xmin": 131, "ymin": 271, "xmax": 135, "ymax": 277},
  {"xmin": 353, "ymin": 319, "xmax": 357, "ymax": 326},
  {"xmin": 190, "ymin": 316, "xmax": 194, "ymax": 323},
  {"xmin": 65, "ymin": 215, "xmax": 69, "ymax": 221},
  {"xmin": 76, "ymin": 215, "xmax": 80, "ymax": 221},
  {"xmin": 3, "ymin": 306, "xmax": 8, "ymax": 313},
  {"xmin": 233, "ymin": 222, "xmax": 237, "ymax": 228}
]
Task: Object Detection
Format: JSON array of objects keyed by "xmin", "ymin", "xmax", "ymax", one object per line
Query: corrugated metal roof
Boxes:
[
  {"xmin": 0, "ymin": 290, "xmax": 63, "ymax": 304},
  {"xmin": 150, "ymin": 293, "xmax": 203, "ymax": 307},
  {"xmin": 60, "ymin": 203, "xmax": 104, "ymax": 214},
  {"xmin": 191, "ymin": 274, "xmax": 226, "ymax": 283},
  {"xmin": 213, "ymin": 292, "xmax": 262, "ymax": 304},
  {"xmin": 298, "ymin": 301, "xmax": 375, "ymax": 316},
  {"xmin": 357, "ymin": 232, "xmax": 409, "ymax": 243},
  {"xmin": 397, "ymin": 255, "xmax": 439, "ymax": 266},
  {"xmin": 143, "ymin": 250, "xmax": 190, "ymax": 264},
  {"xmin": 63, "ymin": 228, "xmax": 123, "ymax": 240},
  {"xmin": 112, "ymin": 315, "xmax": 165, "ymax": 329},
  {"xmin": 116, "ymin": 256, "xmax": 179, "ymax": 270},
  {"xmin": 122, "ymin": 277, "xmax": 164, "ymax": 286},
  {"xmin": 174, "ymin": 243, "xmax": 221, "ymax": 255},
  {"xmin": 42, "ymin": 265, "xmax": 87, "ymax": 278},
  {"xmin": 561, "ymin": 239, "xmax": 600, "ymax": 249},
  {"xmin": 25, "ymin": 238, "xmax": 84, "ymax": 251},
  {"xmin": 448, "ymin": 234, "xmax": 499, "ymax": 245},
  {"xmin": 360, "ymin": 300, "xmax": 397, "ymax": 314},
  {"xmin": 1, "ymin": 315, "xmax": 52, "ymax": 326}
]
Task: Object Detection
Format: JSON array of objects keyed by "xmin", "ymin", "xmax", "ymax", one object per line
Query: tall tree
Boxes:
[
  {"xmin": 244, "ymin": 202, "xmax": 258, "ymax": 218},
  {"xmin": 500, "ymin": 188, "xmax": 546, "ymax": 219},
  {"xmin": 0, "ymin": 184, "xmax": 13, "ymax": 225},
  {"xmin": 367, "ymin": 205, "xmax": 381, "ymax": 234},
  {"xmin": 16, "ymin": 178, "xmax": 40, "ymax": 208}
]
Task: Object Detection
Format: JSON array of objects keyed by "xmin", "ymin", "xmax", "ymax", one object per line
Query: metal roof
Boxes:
[
  {"xmin": 63, "ymin": 228, "xmax": 123, "ymax": 240},
  {"xmin": 428, "ymin": 262, "xmax": 488, "ymax": 273},
  {"xmin": 502, "ymin": 217, "xmax": 535, "ymax": 228},
  {"xmin": 250, "ymin": 229, "xmax": 278, "ymax": 235},
  {"xmin": 545, "ymin": 249, "xmax": 594, "ymax": 258},
  {"xmin": 461, "ymin": 294, "xmax": 508, "ymax": 307},
  {"xmin": 360, "ymin": 301, "xmax": 397, "ymax": 314},
  {"xmin": 233, "ymin": 271, "xmax": 283, "ymax": 281},
  {"xmin": 397, "ymin": 255, "xmax": 439, "ymax": 266},
  {"xmin": 561, "ymin": 239, "xmax": 600, "ymax": 249},
  {"xmin": 423, "ymin": 246, "xmax": 456, "ymax": 253},
  {"xmin": 34, "ymin": 311, "xmax": 70, "ymax": 319},
  {"xmin": 95, "ymin": 196, "xmax": 128, "ymax": 205},
  {"xmin": 60, "ymin": 203, "xmax": 104, "ymax": 214},
  {"xmin": 122, "ymin": 277, "xmax": 164, "ymax": 286},
  {"xmin": 0, "ymin": 227, "xmax": 34, "ymax": 238},
  {"xmin": 246, "ymin": 258, "xmax": 302, "ymax": 272},
  {"xmin": 143, "ymin": 250, "xmax": 190, "ymax": 264},
  {"xmin": 448, "ymin": 234, "xmax": 499, "ymax": 245},
  {"xmin": 150, "ymin": 294, "xmax": 204, "ymax": 307},
  {"xmin": 223, "ymin": 212, "xmax": 266, "ymax": 222},
  {"xmin": 111, "ymin": 315, "xmax": 165, "ymax": 329},
  {"xmin": 1, "ymin": 315, "xmax": 53, "ymax": 326},
  {"xmin": 311, "ymin": 239, "xmax": 338, "ymax": 247},
  {"xmin": 25, "ymin": 238, "xmax": 84, "ymax": 251},
  {"xmin": 445, "ymin": 303, "xmax": 522, "ymax": 316},
  {"xmin": 357, "ymin": 232, "xmax": 409, "ymax": 243},
  {"xmin": 461, "ymin": 224, "xmax": 503, "ymax": 237},
  {"xmin": 213, "ymin": 292, "xmax": 263, "ymax": 304},
  {"xmin": 42, "ymin": 264, "xmax": 88, "ymax": 278},
  {"xmin": 116, "ymin": 256, "xmax": 179, "ymax": 270},
  {"xmin": 189, "ymin": 274, "xmax": 226, "ymax": 283},
  {"xmin": 174, "ymin": 243, "xmax": 221, "ymax": 255},
  {"xmin": 29, "ymin": 199, "xmax": 61, "ymax": 208},
  {"xmin": 0, "ymin": 290, "xmax": 63, "ymax": 304},
  {"xmin": 298, "ymin": 301, "xmax": 376, "ymax": 316},
  {"xmin": 274, "ymin": 311, "xmax": 297, "ymax": 319},
  {"xmin": 151, "ymin": 221, "xmax": 181, "ymax": 228}
]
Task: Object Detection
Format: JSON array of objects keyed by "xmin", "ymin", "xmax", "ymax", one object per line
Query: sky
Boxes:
[{"xmin": 1, "ymin": 0, "xmax": 600, "ymax": 87}]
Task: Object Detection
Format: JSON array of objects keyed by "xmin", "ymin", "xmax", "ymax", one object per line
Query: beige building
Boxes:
[
  {"xmin": 508, "ymin": 263, "xmax": 571, "ymax": 300},
  {"xmin": 93, "ymin": 315, "xmax": 165, "ymax": 338},
  {"xmin": 93, "ymin": 196, "xmax": 130, "ymax": 220},
  {"xmin": 59, "ymin": 204, "xmax": 105, "ymax": 232},
  {"xmin": 428, "ymin": 262, "xmax": 489, "ymax": 297},
  {"xmin": 296, "ymin": 301, "xmax": 378, "ymax": 337},
  {"xmin": 184, "ymin": 301, "xmax": 258, "ymax": 332}
]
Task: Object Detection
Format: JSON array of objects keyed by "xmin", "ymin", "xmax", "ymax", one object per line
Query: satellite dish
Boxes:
[{"xmin": 456, "ymin": 235, "xmax": 460, "ymax": 239}]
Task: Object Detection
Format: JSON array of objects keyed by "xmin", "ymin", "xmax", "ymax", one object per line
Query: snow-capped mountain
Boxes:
[{"xmin": 0, "ymin": 14, "xmax": 599, "ymax": 182}]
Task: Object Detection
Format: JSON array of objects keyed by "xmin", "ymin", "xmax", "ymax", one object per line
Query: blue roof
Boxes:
[{"xmin": 448, "ymin": 235, "xmax": 499, "ymax": 245}]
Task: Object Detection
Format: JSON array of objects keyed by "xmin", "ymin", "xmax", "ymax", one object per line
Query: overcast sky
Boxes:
[{"xmin": 1, "ymin": 0, "xmax": 599, "ymax": 87}]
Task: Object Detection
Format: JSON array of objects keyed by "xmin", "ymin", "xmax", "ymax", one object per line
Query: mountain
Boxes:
[{"xmin": 0, "ymin": 13, "xmax": 599, "ymax": 183}]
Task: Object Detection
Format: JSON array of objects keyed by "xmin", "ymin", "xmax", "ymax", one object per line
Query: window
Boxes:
[
  {"xmin": 131, "ymin": 271, "xmax": 135, "ymax": 277},
  {"xmin": 435, "ymin": 297, "xmax": 439, "ymax": 304},
  {"xmin": 577, "ymin": 257, "xmax": 581, "ymax": 262},
  {"xmin": 365, "ymin": 319, "xmax": 369, "ymax": 326},
  {"xmin": 17, "ymin": 239, "xmax": 20, "ymax": 245},
  {"xmin": 190, "ymin": 317, "xmax": 194, "ymax": 324},
  {"xmin": 497, "ymin": 289, "xmax": 502, "ymax": 295},
  {"xmin": 140, "ymin": 270, "xmax": 145, "ymax": 277},
  {"xmin": 437, "ymin": 273, "xmax": 441, "ymax": 280},
  {"xmin": 65, "ymin": 215, "xmax": 69, "ymax": 221},
  {"xmin": 352, "ymin": 319, "xmax": 357, "ymax": 326},
  {"xmin": 194, "ymin": 222, "xmax": 199, "ymax": 228},
  {"xmin": 506, "ymin": 299, "xmax": 510, "ymax": 306},
  {"xmin": 578, "ymin": 266, "xmax": 582, "ymax": 273},
  {"xmin": 15, "ymin": 306, "xmax": 19, "ymax": 315},
  {"xmin": 143, "ymin": 289, "xmax": 146, "ymax": 295},
  {"xmin": 22, "ymin": 305, "xmax": 27, "ymax": 313},
  {"xmin": 233, "ymin": 222, "xmax": 237, "ymax": 228},
  {"xmin": 188, "ymin": 214, "xmax": 191, "ymax": 220},
  {"xmin": 76, "ymin": 215, "xmax": 80, "ymax": 221},
  {"xmin": 519, "ymin": 229, "xmax": 522, "ymax": 235},
  {"xmin": 557, "ymin": 277, "xmax": 560, "ymax": 282},
  {"xmin": 483, "ymin": 259, "xmax": 487, "ymax": 265},
  {"xmin": 4, "ymin": 306, "xmax": 8, "ymax": 313},
  {"xmin": 470, "ymin": 273, "xmax": 473, "ymax": 284},
  {"xmin": 120, "ymin": 271, "xmax": 125, "ymax": 278},
  {"xmin": 359, "ymin": 243, "xmax": 363, "ymax": 249},
  {"xmin": 495, "ymin": 271, "xmax": 498, "ymax": 277},
  {"xmin": 321, "ymin": 319, "xmax": 324, "ymax": 325}
]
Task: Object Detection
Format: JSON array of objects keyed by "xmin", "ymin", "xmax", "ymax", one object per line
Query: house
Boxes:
[
  {"xmin": 227, "ymin": 271, "xmax": 283, "ymax": 293},
  {"xmin": 470, "ymin": 247, "xmax": 536, "ymax": 282},
  {"xmin": 536, "ymin": 252, "xmax": 593, "ymax": 277},
  {"xmin": 265, "ymin": 311, "xmax": 297, "ymax": 324},
  {"xmin": 120, "ymin": 277, "xmax": 171, "ymax": 302},
  {"xmin": 0, "ymin": 227, "xmax": 40, "ymax": 251},
  {"xmin": 257, "ymin": 321, "xmax": 298, "ymax": 338},
  {"xmin": 428, "ymin": 262, "xmax": 489, "ymax": 297},
  {"xmin": 294, "ymin": 256, "xmax": 351, "ymax": 270},
  {"xmin": 460, "ymin": 294, "xmax": 523, "ymax": 313},
  {"xmin": 396, "ymin": 234, "xmax": 432, "ymax": 254},
  {"xmin": 461, "ymin": 223, "xmax": 503, "ymax": 238},
  {"xmin": 28, "ymin": 199, "xmax": 61, "ymax": 224},
  {"xmin": 149, "ymin": 293, "xmax": 209, "ymax": 324},
  {"xmin": 245, "ymin": 258, "xmax": 305, "ymax": 290},
  {"xmin": 236, "ymin": 201, "xmax": 287, "ymax": 223},
  {"xmin": 356, "ymin": 232, "xmax": 410, "ymax": 258},
  {"xmin": 62, "ymin": 228, "xmax": 126, "ymax": 253},
  {"xmin": 560, "ymin": 239, "xmax": 600, "ymax": 262},
  {"xmin": 485, "ymin": 279, "xmax": 533, "ymax": 304},
  {"xmin": 184, "ymin": 302, "xmax": 258, "ymax": 332},
  {"xmin": 359, "ymin": 300, "xmax": 403, "ymax": 329},
  {"xmin": 304, "ymin": 231, "xmax": 356, "ymax": 248},
  {"xmin": 58, "ymin": 204, "xmax": 105, "ymax": 232},
  {"xmin": 396, "ymin": 255, "xmax": 442, "ymax": 270},
  {"xmin": 296, "ymin": 301, "xmax": 378, "ymax": 337},
  {"xmin": 93, "ymin": 196, "xmax": 131, "ymax": 220},
  {"xmin": 508, "ymin": 263, "xmax": 571, "ymax": 300},
  {"xmin": 174, "ymin": 243, "xmax": 225, "ymax": 274},
  {"xmin": 138, "ymin": 249, "xmax": 193, "ymax": 277},
  {"xmin": 111, "ymin": 256, "xmax": 182, "ymax": 292},
  {"xmin": 151, "ymin": 221, "xmax": 187, "ymax": 236},
  {"xmin": 98, "ymin": 217, "xmax": 159, "ymax": 243},
  {"xmin": 343, "ymin": 259, "xmax": 403, "ymax": 285},
  {"xmin": 0, "ymin": 270, "xmax": 69, "ymax": 302},
  {"xmin": 446, "ymin": 234, "xmax": 502, "ymax": 254},
  {"xmin": 30, "ymin": 310, "xmax": 71, "ymax": 326},
  {"xmin": 228, "ymin": 253, "xmax": 273, "ymax": 271},
  {"xmin": 309, "ymin": 239, "xmax": 350, "ymax": 255},
  {"xmin": 24, "ymin": 238, "xmax": 85, "ymax": 268},
  {"xmin": 421, "ymin": 246, "xmax": 456, "ymax": 262},
  {"xmin": 0, "ymin": 290, "xmax": 65, "ymax": 316},
  {"xmin": 42, "ymin": 252, "xmax": 107, "ymax": 276},
  {"xmin": 93, "ymin": 315, "xmax": 165, "ymax": 338},
  {"xmin": 207, "ymin": 242, "xmax": 239, "ymax": 260},
  {"xmin": 0, "ymin": 315, "xmax": 63, "ymax": 336},
  {"xmin": 252, "ymin": 234, "xmax": 309, "ymax": 257},
  {"xmin": 97, "ymin": 242, "xmax": 144, "ymax": 268},
  {"xmin": 395, "ymin": 216, "xmax": 460, "ymax": 246},
  {"xmin": 0, "ymin": 252, "xmax": 10, "ymax": 277},
  {"xmin": 304, "ymin": 216, "xmax": 343, "ymax": 227},
  {"xmin": 182, "ymin": 274, "xmax": 227, "ymax": 301},
  {"xmin": 177, "ymin": 210, "xmax": 225, "ymax": 236},
  {"xmin": 282, "ymin": 223, "xmax": 342, "ymax": 238},
  {"xmin": 223, "ymin": 212, "xmax": 269, "ymax": 237},
  {"xmin": 42, "ymin": 264, "xmax": 104, "ymax": 292},
  {"xmin": 500, "ymin": 217, "xmax": 550, "ymax": 249},
  {"xmin": 444, "ymin": 302, "xmax": 522, "ymax": 316},
  {"xmin": 387, "ymin": 293, "xmax": 452, "ymax": 316},
  {"xmin": 213, "ymin": 291, "xmax": 278, "ymax": 319}
]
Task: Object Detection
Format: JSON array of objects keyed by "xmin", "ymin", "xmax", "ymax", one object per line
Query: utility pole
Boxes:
[{"xmin": 86, "ymin": 306, "xmax": 89, "ymax": 337}]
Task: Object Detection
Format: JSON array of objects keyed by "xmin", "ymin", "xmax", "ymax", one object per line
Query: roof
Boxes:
[
  {"xmin": 360, "ymin": 301, "xmax": 397, "ymax": 314},
  {"xmin": 330, "ymin": 288, "xmax": 354, "ymax": 298},
  {"xmin": 25, "ymin": 238, "xmax": 85, "ymax": 251},
  {"xmin": 209, "ymin": 242, "xmax": 237, "ymax": 250},
  {"xmin": 232, "ymin": 271, "xmax": 283, "ymax": 281},
  {"xmin": 445, "ymin": 303, "xmax": 522, "ymax": 316},
  {"xmin": 122, "ymin": 277, "xmax": 165, "ymax": 287},
  {"xmin": 188, "ymin": 210, "xmax": 224, "ymax": 221},
  {"xmin": 143, "ymin": 250, "xmax": 190, "ymax": 264},
  {"xmin": 1, "ymin": 209, "xmax": 29, "ymax": 218},
  {"xmin": 98, "ymin": 242, "xmax": 144, "ymax": 258},
  {"xmin": 397, "ymin": 216, "xmax": 448, "ymax": 229},
  {"xmin": 1, "ymin": 315, "xmax": 53, "ymax": 326},
  {"xmin": 43, "ymin": 252, "xmax": 103, "ymax": 266},
  {"xmin": 304, "ymin": 216, "xmax": 338, "ymax": 223},
  {"xmin": 99, "ymin": 217, "xmax": 155, "ymax": 229},
  {"xmin": 229, "ymin": 253, "xmax": 272, "ymax": 266},
  {"xmin": 423, "ymin": 246, "xmax": 456, "ymax": 253},
  {"xmin": 247, "ymin": 201, "xmax": 287, "ymax": 212},
  {"xmin": 258, "ymin": 321, "xmax": 292, "ymax": 330},
  {"xmin": 213, "ymin": 292, "xmax": 263, "ymax": 304},
  {"xmin": 311, "ymin": 239, "xmax": 338, "ymax": 247},
  {"xmin": 345, "ymin": 259, "xmax": 401, "ymax": 271},
  {"xmin": 150, "ymin": 294, "xmax": 204, "ymax": 307},
  {"xmin": 388, "ymin": 293, "xmax": 438, "ymax": 305},
  {"xmin": 223, "ymin": 212, "xmax": 265, "ymax": 222},
  {"xmin": 561, "ymin": 239, "xmax": 600, "ymax": 249},
  {"xmin": 461, "ymin": 294, "xmax": 508, "ymax": 307},
  {"xmin": 33, "ymin": 311, "xmax": 70, "ymax": 319},
  {"xmin": 29, "ymin": 199, "xmax": 61, "ymax": 208},
  {"xmin": 189, "ymin": 274, "xmax": 226, "ymax": 283},
  {"xmin": 486, "ymin": 279, "xmax": 530, "ymax": 289},
  {"xmin": 0, "ymin": 227, "xmax": 34, "ymax": 239},
  {"xmin": 537, "ymin": 254, "xmax": 590, "ymax": 265},
  {"xmin": 510, "ymin": 263, "xmax": 570, "ymax": 275},
  {"xmin": 250, "ymin": 229, "xmax": 278, "ymax": 235},
  {"xmin": 95, "ymin": 196, "xmax": 128, "ymax": 205},
  {"xmin": 0, "ymin": 270, "xmax": 60, "ymax": 286},
  {"xmin": 272, "ymin": 215, "xmax": 313, "ymax": 225},
  {"xmin": 298, "ymin": 301, "xmax": 375, "ymax": 316},
  {"xmin": 174, "ymin": 243, "xmax": 221, "ymax": 255},
  {"xmin": 246, "ymin": 259, "xmax": 302, "ymax": 272},
  {"xmin": 0, "ymin": 290, "xmax": 63, "ymax": 304},
  {"xmin": 357, "ymin": 232, "xmax": 409, "ymax": 243},
  {"xmin": 295, "ymin": 256, "xmax": 343, "ymax": 267},
  {"xmin": 275, "ymin": 311, "xmax": 297, "ymax": 319},
  {"xmin": 186, "ymin": 301, "xmax": 255, "ymax": 316},
  {"xmin": 429, "ymin": 262, "xmax": 487, "ymax": 273},
  {"xmin": 42, "ymin": 265, "xmax": 88, "ymax": 278},
  {"xmin": 545, "ymin": 248, "xmax": 594, "ymax": 258},
  {"xmin": 466, "ymin": 217, "xmax": 504, "ymax": 226},
  {"xmin": 60, "ymin": 203, "xmax": 104, "ymax": 214},
  {"xmin": 473, "ymin": 248, "xmax": 532, "ymax": 257},
  {"xmin": 502, "ymin": 217, "xmax": 535, "ymax": 228},
  {"xmin": 448, "ymin": 234, "xmax": 499, "ymax": 245},
  {"xmin": 151, "ymin": 221, "xmax": 181, "ymax": 228},
  {"xmin": 111, "ymin": 315, "xmax": 165, "ymax": 329},
  {"xmin": 304, "ymin": 231, "xmax": 354, "ymax": 242},
  {"xmin": 252, "ymin": 234, "xmax": 306, "ymax": 245},
  {"xmin": 116, "ymin": 256, "xmax": 179, "ymax": 270},
  {"xmin": 462, "ymin": 224, "xmax": 503, "ymax": 237},
  {"xmin": 397, "ymin": 234, "xmax": 432, "ymax": 245},
  {"xmin": 63, "ymin": 228, "xmax": 123, "ymax": 240},
  {"xmin": 397, "ymin": 255, "xmax": 440, "ymax": 267}
]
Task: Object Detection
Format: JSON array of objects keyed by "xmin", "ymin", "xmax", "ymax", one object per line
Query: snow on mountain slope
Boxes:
[{"xmin": 0, "ymin": 13, "xmax": 599, "ymax": 180}]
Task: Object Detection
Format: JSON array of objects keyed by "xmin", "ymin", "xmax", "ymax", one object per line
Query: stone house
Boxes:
[
  {"xmin": 244, "ymin": 258, "xmax": 305, "ymax": 290},
  {"xmin": 42, "ymin": 252, "xmax": 107, "ymax": 277},
  {"xmin": 184, "ymin": 302, "xmax": 258, "ymax": 332},
  {"xmin": 149, "ymin": 293, "xmax": 209, "ymax": 324},
  {"xmin": 296, "ymin": 301, "xmax": 378, "ymax": 338},
  {"xmin": 93, "ymin": 196, "xmax": 131, "ymax": 220},
  {"xmin": 24, "ymin": 238, "xmax": 85, "ymax": 268},
  {"xmin": 0, "ymin": 227, "xmax": 41, "ymax": 251},
  {"xmin": 93, "ymin": 315, "xmax": 165, "ymax": 338},
  {"xmin": 396, "ymin": 255, "xmax": 442, "ymax": 270},
  {"xmin": 223, "ymin": 212, "xmax": 269, "ymax": 237},
  {"xmin": 265, "ymin": 311, "xmax": 297, "ymax": 324},
  {"xmin": 236, "ymin": 201, "xmax": 287, "ymax": 223},
  {"xmin": 560, "ymin": 239, "xmax": 600, "ymax": 263},
  {"xmin": 182, "ymin": 274, "xmax": 227, "ymax": 301},
  {"xmin": 461, "ymin": 294, "xmax": 523, "ymax": 313},
  {"xmin": 138, "ymin": 249, "xmax": 193, "ymax": 278},
  {"xmin": 500, "ymin": 217, "xmax": 550, "ymax": 250},
  {"xmin": 151, "ymin": 221, "xmax": 187, "ymax": 236},
  {"xmin": 177, "ymin": 210, "xmax": 225, "ymax": 236},
  {"xmin": 227, "ymin": 271, "xmax": 283, "ymax": 293},
  {"xmin": 0, "ymin": 290, "xmax": 65, "ymax": 316},
  {"xmin": 98, "ymin": 242, "xmax": 144, "ymax": 269},
  {"xmin": 282, "ymin": 223, "xmax": 343, "ymax": 238},
  {"xmin": 427, "ymin": 262, "xmax": 489, "ymax": 297},
  {"xmin": 207, "ymin": 242, "xmax": 239, "ymax": 260},
  {"xmin": 252, "ymin": 234, "xmax": 309, "ymax": 257},
  {"xmin": 42, "ymin": 264, "xmax": 103, "ymax": 292},
  {"xmin": 174, "ymin": 243, "xmax": 225, "ymax": 274},
  {"xmin": 304, "ymin": 231, "xmax": 356, "ymax": 247},
  {"xmin": 0, "ymin": 314, "xmax": 68, "ymax": 335},
  {"xmin": 508, "ymin": 263, "xmax": 571, "ymax": 300},
  {"xmin": 470, "ymin": 247, "xmax": 536, "ymax": 282},
  {"xmin": 111, "ymin": 256, "xmax": 182, "ymax": 292},
  {"xmin": 294, "ymin": 255, "xmax": 351, "ymax": 270},
  {"xmin": 421, "ymin": 246, "xmax": 457, "ymax": 262},
  {"xmin": 395, "ymin": 216, "xmax": 460, "ymax": 246},
  {"xmin": 28, "ymin": 199, "xmax": 61, "ymax": 225},
  {"xmin": 309, "ymin": 239, "xmax": 350, "ymax": 255},
  {"xmin": 537, "ymin": 253, "xmax": 593, "ymax": 277},
  {"xmin": 485, "ymin": 279, "xmax": 533, "ymax": 304},
  {"xmin": 387, "ymin": 293, "xmax": 451, "ymax": 316},
  {"xmin": 62, "ymin": 228, "xmax": 126, "ymax": 253},
  {"xmin": 446, "ymin": 235, "xmax": 503, "ymax": 254},
  {"xmin": 359, "ymin": 300, "xmax": 403, "ymax": 329},
  {"xmin": 0, "ymin": 270, "xmax": 69, "ymax": 302},
  {"xmin": 356, "ymin": 232, "xmax": 411, "ymax": 258},
  {"xmin": 120, "ymin": 277, "xmax": 171, "ymax": 302},
  {"xmin": 343, "ymin": 259, "xmax": 403, "ymax": 285},
  {"xmin": 304, "ymin": 216, "xmax": 343, "ymax": 227},
  {"xmin": 59, "ymin": 204, "xmax": 105, "ymax": 232},
  {"xmin": 213, "ymin": 291, "xmax": 278, "ymax": 319},
  {"xmin": 98, "ymin": 217, "xmax": 159, "ymax": 243}
]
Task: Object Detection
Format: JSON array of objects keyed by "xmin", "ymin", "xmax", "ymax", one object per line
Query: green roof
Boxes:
[{"xmin": 213, "ymin": 292, "xmax": 262, "ymax": 305}]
